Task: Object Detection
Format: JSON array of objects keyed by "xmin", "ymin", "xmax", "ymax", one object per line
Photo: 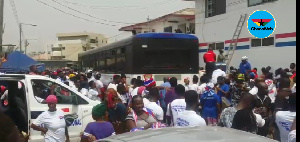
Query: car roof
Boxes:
[{"xmin": 99, "ymin": 126, "xmax": 276, "ymax": 142}]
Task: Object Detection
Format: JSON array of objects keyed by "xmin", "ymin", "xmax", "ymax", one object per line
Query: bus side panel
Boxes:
[{"xmin": 126, "ymin": 43, "xmax": 133, "ymax": 74}]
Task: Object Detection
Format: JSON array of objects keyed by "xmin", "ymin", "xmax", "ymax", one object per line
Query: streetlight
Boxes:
[{"xmin": 19, "ymin": 23, "xmax": 37, "ymax": 53}]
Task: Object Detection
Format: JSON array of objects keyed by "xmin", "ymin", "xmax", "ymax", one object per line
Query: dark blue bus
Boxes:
[{"xmin": 78, "ymin": 33, "xmax": 199, "ymax": 75}]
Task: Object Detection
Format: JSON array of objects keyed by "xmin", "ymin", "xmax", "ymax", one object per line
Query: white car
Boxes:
[{"xmin": 0, "ymin": 74, "xmax": 99, "ymax": 142}]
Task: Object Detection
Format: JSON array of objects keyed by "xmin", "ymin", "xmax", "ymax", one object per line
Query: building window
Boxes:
[
  {"xmin": 208, "ymin": 43, "xmax": 216, "ymax": 50},
  {"xmin": 251, "ymin": 37, "xmax": 274, "ymax": 47},
  {"xmin": 164, "ymin": 26, "xmax": 172, "ymax": 33},
  {"xmin": 206, "ymin": 0, "xmax": 226, "ymax": 18},
  {"xmin": 262, "ymin": 37, "xmax": 274, "ymax": 46},
  {"xmin": 215, "ymin": 42, "xmax": 224, "ymax": 50},
  {"xmin": 90, "ymin": 39, "xmax": 98, "ymax": 43},
  {"xmin": 248, "ymin": 0, "xmax": 278, "ymax": 7},
  {"xmin": 52, "ymin": 47, "xmax": 63, "ymax": 51},
  {"xmin": 251, "ymin": 38, "xmax": 262, "ymax": 47}
]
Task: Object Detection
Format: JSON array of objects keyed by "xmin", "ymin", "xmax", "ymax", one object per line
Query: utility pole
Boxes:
[
  {"xmin": 0, "ymin": 0, "xmax": 4, "ymax": 54},
  {"xmin": 19, "ymin": 23, "xmax": 22, "ymax": 52},
  {"xmin": 147, "ymin": 15, "xmax": 150, "ymax": 33}
]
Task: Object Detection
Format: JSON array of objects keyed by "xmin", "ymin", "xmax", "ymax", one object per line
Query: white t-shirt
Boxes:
[
  {"xmin": 288, "ymin": 130, "xmax": 296, "ymax": 142},
  {"xmin": 33, "ymin": 110, "xmax": 66, "ymax": 142},
  {"xmin": 95, "ymin": 80, "xmax": 104, "ymax": 92},
  {"xmin": 249, "ymin": 86, "xmax": 258, "ymax": 96},
  {"xmin": 145, "ymin": 102, "xmax": 164, "ymax": 121},
  {"xmin": 184, "ymin": 85, "xmax": 189, "ymax": 92},
  {"xmin": 130, "ymin": 87, "xmax": 139, "ymax": 98},
  {"xmin": 254, "ymin": 113, "xmax": 265, "ymax": 128},
  {"xmin": 88, "ymin": 76, "xmax": 95, "ymax": 83},
  {"xmin": 88, "ymin": 88, "xmax": 100, "ymax": 101},
  {"xmin": 211, "ymin": 69, "xmax": 226, "ymax": 84},
  {"xmin": 80, "ymin": 88, "xmax": 88, "ymax": 96},
  {"xmin": 188, "ymin": 84, "xmax": 199, "ymax": 92},
  {"xmin": 276, "ymin": 111, "xmax": 296, "ymax": 142},
  {"xmin": 291, "ymin": 83, "xmax": 296, "ymax": 93},
  {"xmin": 143, "ymin": 98, "xmax": 150, "ymax": 106},
  {"xmin": 198, "ymin": 83, "xmax": 207, "ymax": 95},
  {"xmin": 175, "ymin": 110, "xmax": 206, "ymax": 127},
  {"xmin": 166, "ymin": 99, "xmax": 186, "ymax": 125}
]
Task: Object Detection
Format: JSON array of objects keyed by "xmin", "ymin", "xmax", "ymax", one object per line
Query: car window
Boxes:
[{"xmin": 31, "ymin": 79, "xmax": 88, "ymax": 104}]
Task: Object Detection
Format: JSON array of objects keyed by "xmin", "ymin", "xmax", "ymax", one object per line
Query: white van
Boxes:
[{"xmin": 0, "ymin": 74, "xmax": 99, "ymax": 142}]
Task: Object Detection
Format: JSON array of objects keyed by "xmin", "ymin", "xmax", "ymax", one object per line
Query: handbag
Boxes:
[{"xmin": 64, "ymin": 113, "xmax": 78, "ymax": 127}]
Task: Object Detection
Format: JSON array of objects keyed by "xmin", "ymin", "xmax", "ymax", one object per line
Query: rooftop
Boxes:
[
  {"xmin": 119, "ymin": 8, "xmax": 195, "ymax": 31},
  {"xmin": 56, "ymin": 32, "xmax": 105, "ymax": 38}
]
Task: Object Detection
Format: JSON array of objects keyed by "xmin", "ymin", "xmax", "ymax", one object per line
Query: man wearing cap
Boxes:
[
  {"xmin": 239, "ymin": 56, "xmax": 252, "ymax": 80},
  {"xmin": 203, "ymin": 47, "xmax": 217, "ymax": 79}
]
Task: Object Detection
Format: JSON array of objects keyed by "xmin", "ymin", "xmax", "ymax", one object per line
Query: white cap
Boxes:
[
  {"xmin": 107, "ymin": 83, "xmax": 117, "ymax": 92},
  {"xmin": 241, "ymin": 56, "xmax": 248, "ymax": 60}
]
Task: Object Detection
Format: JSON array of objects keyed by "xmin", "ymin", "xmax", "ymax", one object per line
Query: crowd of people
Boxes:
[{"xmin": 0, "ymin": 56, "xmax": 296, "ymax": 142}]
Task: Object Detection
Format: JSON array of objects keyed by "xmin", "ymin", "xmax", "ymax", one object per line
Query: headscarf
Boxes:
[
  {"xmin": 137, "ymin": 86, "xmax": 146, "ymax": 95},
  {"xmin": 203, "ymin": 83, "xmax": 215, "ymax": 96},
  {"xmin": 69, "ymin": 74, "xmax": 76, "ymax": 79},
  {"xmin": 144, "ymin": 78, "xmax": 156, "ymax": 88},
  {"xmin": 237, "ymin": 73, "xmax": 245, "ymax": 81},
  {"xmin": 92, "ymin": 103, "xmax": 107, "ymax": 117},
  {"xmin": 46, "ymin": 95, "xmax": 58, "ymax": 104}
]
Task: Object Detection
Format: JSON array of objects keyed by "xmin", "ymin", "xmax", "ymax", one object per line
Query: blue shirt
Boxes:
[
  {"xmin": 217, "ymin": 84, "xmax": 230, "ymax": 98},
  {"xmin": 239, "ymin": 62, "xmax": 251, "ymax": 75},
  {"xmin": 160, "ymin": 82, "xmax": 171, "ymax": 88}
]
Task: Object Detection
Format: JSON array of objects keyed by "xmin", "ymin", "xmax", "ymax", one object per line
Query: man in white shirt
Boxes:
[
  {"xmin": 166, "ymin": 85, "xmax": 186, "ymax": 126},
  {"xmin": 183, "ymin": 77, "xmax": 190, "ymax": 92},
  {"xmin": 176, "ymin": 90, "xmax": 206, "ymax": 127},
  {"xmin": 144, "ymin": 88, "xmax": 164, "ymax": 121},
  {"xmin": 87, "ymin": 70, "xmax": 95, "ymax": 83},
  {"xmin": 275, "ymin": 93, "xmax": 296, "ymax": 142},
  {"xmin": 211, "ymin": 66, "xmax": 226, "ymax": 85},
  {"xmin": 198, "ymin": 75, "xmax": 209, "ymax": 95},
  {"xmin": 188, "ymin": 75, "xmax": 199, "ymax": 91},
  {"xmin": 94, "ymin": 73, "xmax": 104, "ymax": 94}
]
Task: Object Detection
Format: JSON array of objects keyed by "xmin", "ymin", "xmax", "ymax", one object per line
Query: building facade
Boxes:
[
  {"xmin": 184, "ymin": 0, "xmax": 296, "ymax": 73},
  {"xmin": 51, "ymin": 32, "xmax": 108, "ymax": 61},
  {"xmin": 119, "ymin": 8, "xmax": 196, "ymax": 35}
]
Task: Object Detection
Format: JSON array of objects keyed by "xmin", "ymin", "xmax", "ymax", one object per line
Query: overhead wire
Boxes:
[
  {"xmin": 58, "ymin": 0, "xmax": 179, "ymax": 10},
  {"xmin": 35, "ymin": 0, "xmax": 120, "ymax": 26},
  {"xmin": 9, "ymin": 0, "xmax": 25, "ymax": 49},
  {"xmin": 50, "ymin": 0, "xmax": 136, "ymax": 24}
]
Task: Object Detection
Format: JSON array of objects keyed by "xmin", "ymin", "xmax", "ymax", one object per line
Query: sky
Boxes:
[{"xmin": 3, "ymin": 0, "xmax": 194, "ymax": 53}]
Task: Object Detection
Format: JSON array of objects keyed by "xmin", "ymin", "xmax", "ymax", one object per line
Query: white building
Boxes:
[
  {"xmin": 120, "ymin": 8, "xmax": 196, "ymax": 34},
  {"xmin": 51, "ymin": 32, "xmax": 108, "ymax": 61},
  {"xmin": 184, "ymin": 0, "xmax": 296, "ymax": 73}
]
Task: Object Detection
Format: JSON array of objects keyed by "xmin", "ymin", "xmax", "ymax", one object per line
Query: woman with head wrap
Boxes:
[
  {"xmin": 200, "ymin": 83, "xmax": 221, "ymax": 126},
  {"xmin": 81, "ymin": 103, "xmax": 115, "ymax": 142},
  {"xmin": 126, "ymin": 95, "xmax": 167, "ymax": 132},
  {"xmin": 31, "ymin": 95, "xmax": 70, "ymax": 142},
  {"xmin": 104, "ymin": 84, "xmax": 127, "ymax": 134}
]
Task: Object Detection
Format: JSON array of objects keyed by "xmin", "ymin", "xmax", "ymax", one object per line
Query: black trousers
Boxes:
[{"xmin": 205, "ymin": 62, "xmax": 216, "ymax": 79}]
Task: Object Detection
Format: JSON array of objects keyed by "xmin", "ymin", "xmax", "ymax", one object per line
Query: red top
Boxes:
[{"xmin": 203, "ymin": 50, "xmax": 216, "ymax": 63}]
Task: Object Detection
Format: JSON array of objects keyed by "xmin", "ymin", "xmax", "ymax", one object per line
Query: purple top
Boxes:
[
  {"xmin": 82, "ymin": 122, "xmax": 115, "ymax": 140},
  {"xmin": 164, "ymin": 88, "xmax": 178, "ymax": 106}
]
